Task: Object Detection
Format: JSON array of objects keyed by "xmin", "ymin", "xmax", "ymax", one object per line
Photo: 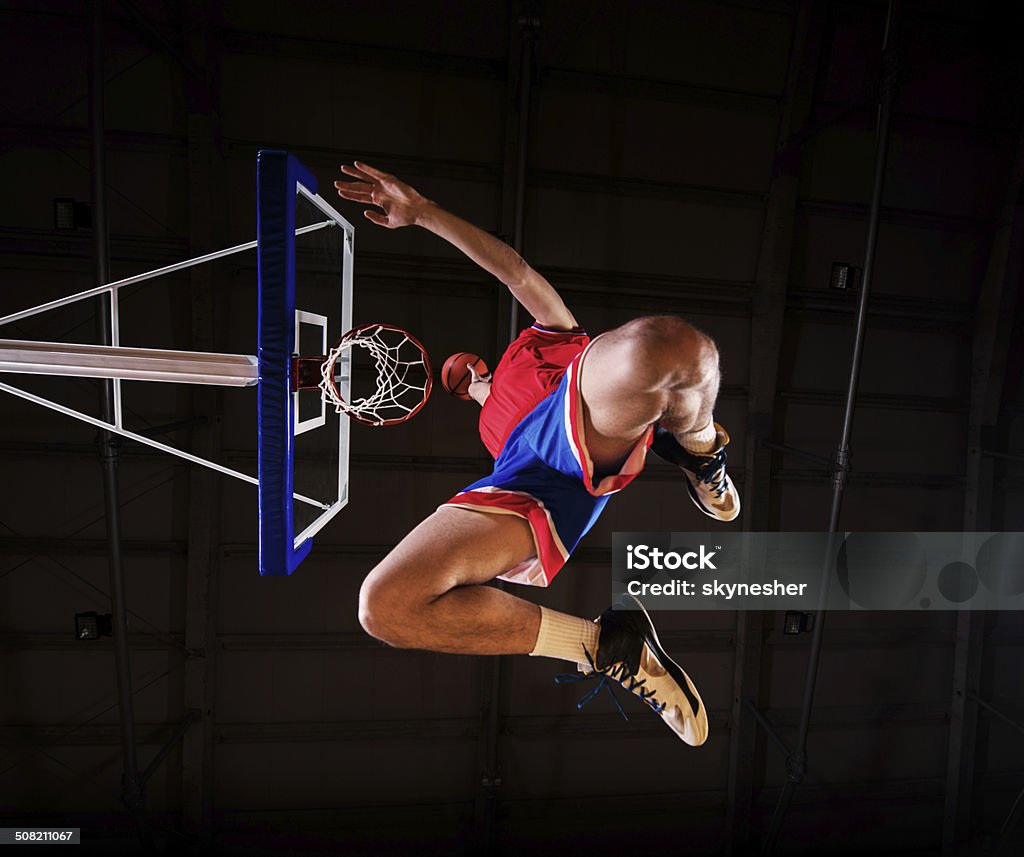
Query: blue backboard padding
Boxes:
[{"xmin": 257, "ymin": 150, "xmax": 317, "ymax": 576}]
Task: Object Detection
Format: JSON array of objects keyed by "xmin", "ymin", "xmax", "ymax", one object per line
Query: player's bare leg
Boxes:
[
  {"xmin": 359, "ymin": 506, "xmax": 544, "ymax": 654},
  {"xmin": 358, "ymin": 499, "xmax": 706, "ymax": 745}
]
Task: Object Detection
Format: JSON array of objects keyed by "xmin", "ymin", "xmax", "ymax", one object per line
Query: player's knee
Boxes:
[
  {"xmin": 634, "ymin": 315, "xmax": 715, "ymax": 355},
  {"xmin": 358, "ymin": 573, "xmax": 416, "ymax": 648},
  {"xmin": 614, "ymin": 315, "xmax": 719, "ymax": 386}
]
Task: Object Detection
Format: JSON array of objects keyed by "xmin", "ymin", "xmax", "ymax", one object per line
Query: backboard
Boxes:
[{"xmin": 257, "ymin": 150, "xmax": 354, "ymax": 576}]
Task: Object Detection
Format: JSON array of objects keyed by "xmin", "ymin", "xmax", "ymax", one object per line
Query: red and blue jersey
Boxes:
[{"xmin": 443, "ymin": 324, "xmax": 652, "ymax": 587}]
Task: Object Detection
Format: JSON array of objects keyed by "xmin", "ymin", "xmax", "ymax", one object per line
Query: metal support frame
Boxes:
[
  {"xmin": 118, "ymin": 0, "xmax": 203, "ymax": 79},
  {"xmin": 0, "ymin": 222, "xmax": 335, "ymax": 510},
  {"xmin": 972, "ymin": 691, "xmax": 1024, "ymax": 856},
  {"xmin": 758, "ymin": 3, "xmax": 899, "ymax": 854},
  {"xmin": 90, "ymin": 1, "xmax": 153, "ymax": 850},
  {"xmin": 968, "ymin": 693, "xmax": 1024, "ymax": 740},
  {"xmin": 757, "ymin": 438, "xmax": 832, "ymax": 469},
  {"xmin": 141, "ymin": 710, "xmax": 201, "ymax": 785},
  {"xmin": 993, "ymin": 791, "xmax": 1024, "ymax": 857},
  {"xmin": 0, "ymin": 380, "xmax": 325, "ymax": 511},
  {"xmin": 0, "ymin": 219, "xmax": 331, "ymax": 330},
  {"xmin": 943, "ymin": 611, "xmax": 984, "ymax": 852},
  {"xmin": 942, "ymin": 82, "xmax": 1024, "ymax": 857}
]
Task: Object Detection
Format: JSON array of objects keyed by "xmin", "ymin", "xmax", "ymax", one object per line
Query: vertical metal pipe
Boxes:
[
  {"xmin": 507, "ymin": 12, "xmax": 537, "ymax": 339},
  {"xmin": 478, "ymin": 652, "xmax": 503, "ymax": 854},
  {"xmin": 90, "ymin": 4, "xmax": 110, "ymax": 294},
  {"xmin": 90, "ymin": 1, "xmax": 151, "ymax": 849},
  {"xmin": 479, "ymin": 9, "xmax": 539, "ymax": 853},
  {"xmin": 761, "ymin": 3, "xmax": 898, "ymax": 854}
]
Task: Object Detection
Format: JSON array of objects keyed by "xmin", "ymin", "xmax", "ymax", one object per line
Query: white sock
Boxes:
[
  {"xmin": 530, "ymin": 605, "xmax": 600, "ymax": 664},
  {"xmin": 681, "ymin": 420, "xmax": 717, "ymax": 453}
]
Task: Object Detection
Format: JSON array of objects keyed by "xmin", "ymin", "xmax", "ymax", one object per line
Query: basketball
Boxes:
[{"xmin": 441, "ymin": 351, "xmax": 488, "ymax": 400}]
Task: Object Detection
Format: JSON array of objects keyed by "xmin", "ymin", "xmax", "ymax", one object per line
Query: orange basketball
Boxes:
[{"xmin": 441, "ymin": 352, "xmax": 488, "ymax": 400}]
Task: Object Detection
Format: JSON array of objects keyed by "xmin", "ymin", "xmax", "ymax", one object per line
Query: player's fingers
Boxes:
[
  {"xmin": 340, "ymin": 163, "xmax": 376, "ymax": 182},
  {"xmin": 353, "ymin": 160, "xmax": 392, "ymax": 181},
  {"xmin": 468, "ymin": 364, "xmax": 492, "ymax": 384},
  {"xmin": 334, "ymin": 183, "xmax": 373, "ymax": 203},
  {"xmin": 341, "ymin": 191, "xmax": 374, "ymax": 204},
  {"xmin": 364, "ymin": 210, "xmax": 389, "ymax": 227}
]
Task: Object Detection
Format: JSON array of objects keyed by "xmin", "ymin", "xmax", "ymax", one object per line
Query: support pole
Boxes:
[
  {"xmin": 90, "ymin": 1, "xmax": 153, "ymax": 851},
  {"xmin": 0, "ymin": 340, "xmax": 259, "ymax": 386},
  {"xmin": 761, "ymin": 4, "xmax": 898, "ymax": 854},
  {"xmin": 506, "ymin": 7, "xmax": 537, "ymax": 342},
  {"xmin": 476, "ymin": 6, "xmax": 538, "ymax": 853}
]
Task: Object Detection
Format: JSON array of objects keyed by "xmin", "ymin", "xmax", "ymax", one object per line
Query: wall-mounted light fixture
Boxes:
[
  {"xmin": 784, "ymin": 611, "xmax": 815, "ymax": 635},
  {"xmin": 75, "ymin": 611, "xmax": 112, "ymax": 640},
  {"xmin": 53, "ymin": 198, "xmax": 91, "ymax": 231},
  {"xmin": 829, "ymin": 262, "xmax": 862, "ymax": 291}
]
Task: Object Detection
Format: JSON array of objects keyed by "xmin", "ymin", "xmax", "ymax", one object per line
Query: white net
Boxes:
[{"xmin": 319, "ymin": 323, "xmax": 431, "ymax": 426}]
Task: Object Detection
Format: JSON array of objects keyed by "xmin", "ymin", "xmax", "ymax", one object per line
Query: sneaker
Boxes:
[
  {"xmin": 558, "ymin": 593, "xmax": 708, "ymax": 746},
  {"xmin": 651, "ymin": 423, "xmax": 740, "ymax": 522}
]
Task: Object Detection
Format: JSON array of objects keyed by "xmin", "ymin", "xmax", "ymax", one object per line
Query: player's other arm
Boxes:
[
  {"xmin": 335, "ymin": 161, "xmax": 577, "ymax": 331},
  {"xmin": 415, "ymin": 204, "xmax": 578, "ymax": 331}
]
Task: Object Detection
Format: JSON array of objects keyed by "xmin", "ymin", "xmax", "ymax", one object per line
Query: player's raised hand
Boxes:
[
  {"xmin": 334, "ymin": 161, "xmax": 429, "ymax": 229},
  {"xmin": 467, "ymin": 362, "xmax": 492, "ymax": 385}
]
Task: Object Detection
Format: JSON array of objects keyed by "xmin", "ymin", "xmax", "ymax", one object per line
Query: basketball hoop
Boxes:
[{"xmin": 294, "ymin": 323, "xmax": 432, "ymax": 427}]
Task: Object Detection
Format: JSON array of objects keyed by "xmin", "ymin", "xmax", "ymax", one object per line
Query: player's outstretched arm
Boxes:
[{"xmin": 335, "ymin": 161, "xmax": 578, "ymax": 331}]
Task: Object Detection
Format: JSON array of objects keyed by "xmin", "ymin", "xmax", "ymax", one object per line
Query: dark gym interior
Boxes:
[{"xmin": 1, "ymin": 1, "xmax": 1022, "ymax": 854}]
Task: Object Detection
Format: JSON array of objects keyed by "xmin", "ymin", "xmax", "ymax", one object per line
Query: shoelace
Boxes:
[
  {"xmin": 695, "ymin": 449, "xmax": 729, "ymax": 499},
  {"xmin": 554, "ymin": 646, "xmax": 666, "ymax": 720}
]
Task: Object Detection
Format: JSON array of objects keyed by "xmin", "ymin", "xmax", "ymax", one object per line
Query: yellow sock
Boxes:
[
  {"xmin": 529, "ymin": 606, "xmax": 600, "ymax": 664},
  {"xmin": 681, "ymin": 420, "xmax": 717, "ymax": 453}
]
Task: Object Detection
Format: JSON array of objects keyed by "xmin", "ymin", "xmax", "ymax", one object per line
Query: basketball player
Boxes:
[{"xmin": 335, "ymin": 162, "xmax": 739, "ymax": 746}]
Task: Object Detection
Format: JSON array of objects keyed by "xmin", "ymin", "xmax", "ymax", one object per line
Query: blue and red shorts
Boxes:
[{"xmin": 442, "ymin": 324, "xmax": 652, "ymax": 587}]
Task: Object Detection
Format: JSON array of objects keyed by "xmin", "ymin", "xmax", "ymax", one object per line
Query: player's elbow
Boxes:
[{"xmin": 505, "ymin": 257, "xmax": 538, "ymax": 302}]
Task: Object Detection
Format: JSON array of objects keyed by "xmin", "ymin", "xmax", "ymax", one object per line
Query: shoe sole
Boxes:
[{"xmin": 615, "ymin": 592, "xmax": 709, "ymax": 746}]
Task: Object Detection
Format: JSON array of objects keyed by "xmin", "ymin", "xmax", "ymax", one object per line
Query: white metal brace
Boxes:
[{"xmin": 0, "ymin": 219, "xmax": 338, "ymax": 511}]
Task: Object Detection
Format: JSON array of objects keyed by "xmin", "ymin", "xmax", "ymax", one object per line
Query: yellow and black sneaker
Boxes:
[
  {"xmin": 557, "ymin": 593, "xmax": 708, "ymax": 746},
  {"xmin": 651, "ymin": 422, "xmax": 740, "ymax": 522}
]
